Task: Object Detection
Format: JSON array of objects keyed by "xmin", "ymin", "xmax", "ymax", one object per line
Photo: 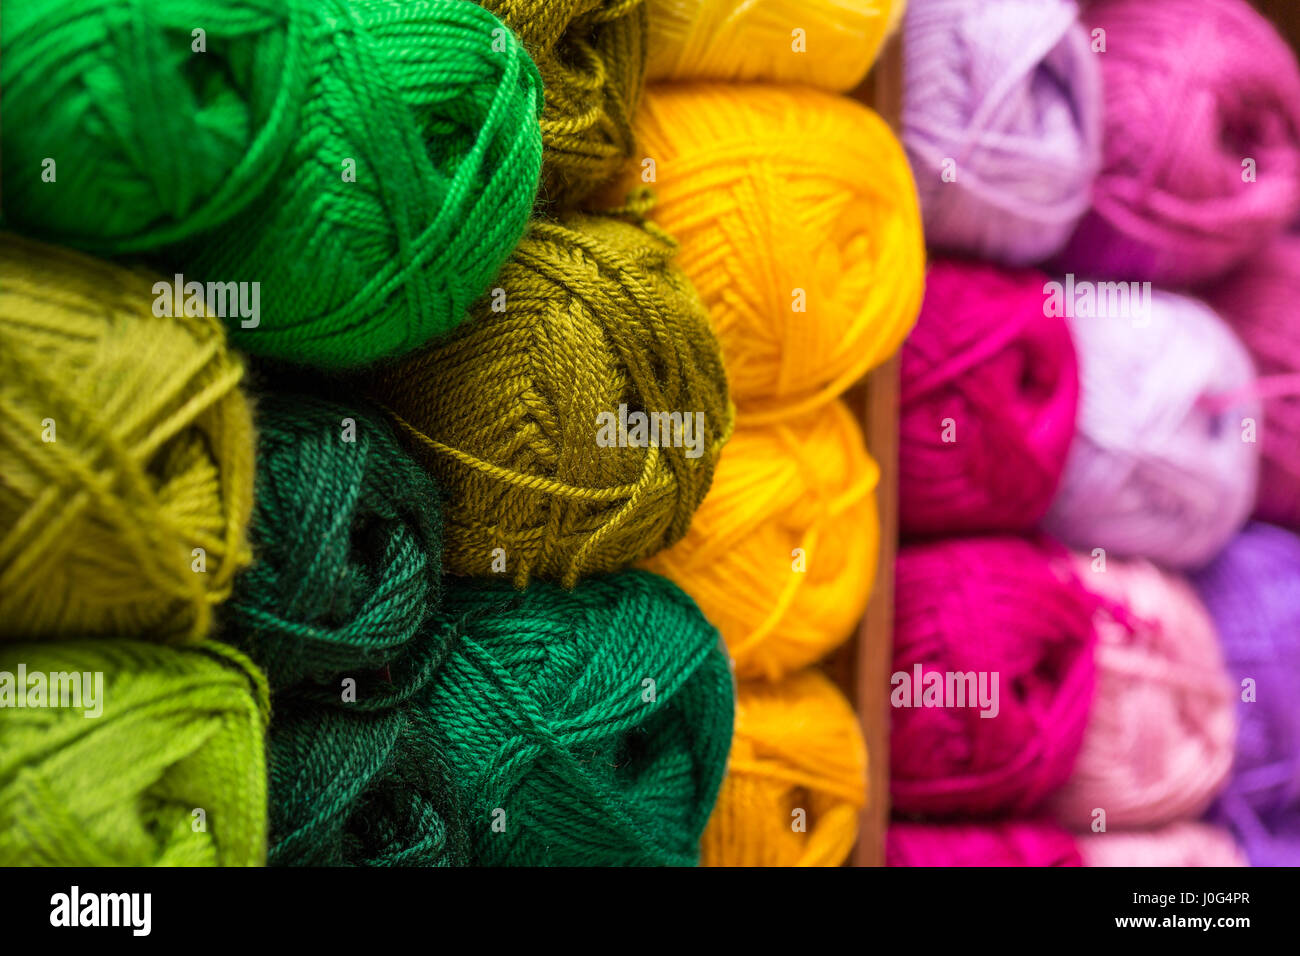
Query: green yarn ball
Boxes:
[
  {"xmin": 427, "ymin": 569, "xmax": 734, "ymax": 866},
  {"xmin": 0, "ymin": 640, "xmax": 268, "ymax": 866},
  {"xmin": 225, "ymin": 392, "xmax": 443, "ymax": 691},
  {"xmin": 268, "ymin": 695, "xmax": 468, "ymax": 866},
  {"xmin": 2, "ymin": 0, "xmax": 544, "ymax": 368}
]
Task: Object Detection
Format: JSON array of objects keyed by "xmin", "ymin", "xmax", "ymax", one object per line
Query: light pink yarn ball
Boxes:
[
  {"xmin": 1077, "ymin": 822, "xmax": 1247, "ymax": 867},
  {"xmin": 1051, "ymin": 555, "xmax": 1237, "ymax": 830}
]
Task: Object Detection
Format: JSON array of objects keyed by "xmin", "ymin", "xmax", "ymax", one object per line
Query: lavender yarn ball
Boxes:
[
  {"xmin": 1194, "ymin": 523, "xmax": 1300, "ymax": 867},
  {"xmin": 903, "ymin": 0, "xmax": 1101, "ymax": 266},
  {"xmin": 1043, "ymin": 291, "xmax": 1259, "ymax": 568}
]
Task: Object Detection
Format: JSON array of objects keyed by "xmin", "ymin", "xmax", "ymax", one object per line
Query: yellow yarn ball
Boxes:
[
  {"xmin": 0, "ymin": 235, "xmax": 255, "ymax": 641},
  {"xmin": 647, "ymin": 0, "xmax": 905, "ymax": 91},
  {"xmin": 701, "ymin": 669, "xmax": 867, "ymax": 867},
  {"xmin": 642, "ymin": 399, "xmax": 877, "ymax": 680},
  {"xmin": 626, "ymin": 83, "xmax": 924, "ymax": 422}
]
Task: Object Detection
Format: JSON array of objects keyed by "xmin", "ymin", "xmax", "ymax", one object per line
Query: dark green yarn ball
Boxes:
[
  {"xmin": 426, "ymin": 569, "xmax": 735, "ymax": 866},
  {"xmin": 268, "ymin": 696, "xmax": 468, "ymax": 866},
  {"xmin": 225, "ymin": 392, "xmax": 443, "ymax": 691},
  {"xmin": 2, "ymin": 0, "xmax": 544, "ymax": 368}
]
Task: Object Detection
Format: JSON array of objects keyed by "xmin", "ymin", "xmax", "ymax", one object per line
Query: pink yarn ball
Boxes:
[
  {"xmin": 888, "ymin": 821, "xmax": 1082, "ymax": 867},
  {"xmin": 1052, "ymin": 556, "xmax": 1237, "ymax": 830},
  {"xmin": 1058, "ymin": 0, "xmax": 1300, "ymax": 285},
  {"xmin": 891, "ymin": 537, "xmax": 1097, "ymax": 816},
  {"xmin": 1206, "ymin": 234, "xmax": 1300, "ymax": 528},
  {"xmin": 900, "ymin": 260, "xmax": 1079, "ymax": 536},
  {"xmin": 1043, "ymin": 291, "xmax": 1260, "ymax": 569},
  {"xmin": 1077, "ymin": 823, "xmax": 1247, "ymax": 867}
]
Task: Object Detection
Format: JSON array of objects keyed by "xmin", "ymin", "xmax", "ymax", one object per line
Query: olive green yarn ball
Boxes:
[{"xmin": 375, "ymin": 207, "xmax": 734, "ymax": 589}]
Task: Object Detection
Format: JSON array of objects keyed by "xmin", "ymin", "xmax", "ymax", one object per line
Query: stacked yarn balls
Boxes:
[
  {"xmin": 0, "ymin": 0, "xmax": 918, "ymax": 868},
  {"xmin": 891, "ymin": 0, "xmax": 1300, "ymax": 868}
]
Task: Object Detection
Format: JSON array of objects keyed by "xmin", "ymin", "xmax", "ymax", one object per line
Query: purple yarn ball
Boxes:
[
  {"xmin": 1194, "ymin": 523, "xmax": 1300, "ymax": 867},
  {"xmin": 1042, "ymin": 290, "xmax": 1260, "ymax": 568},
  {"xmin": 903, "ymin": 0, "xmax": 1102, "ymax": 266}
]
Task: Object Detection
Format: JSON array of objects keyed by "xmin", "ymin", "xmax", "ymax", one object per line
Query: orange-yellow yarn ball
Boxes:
[
  {"xmin": 0, "ymin": 235, "xmax": 254, "ymax": 642},
  {"xmin": 625, "ymin": 83, "xmax": 924, "ymax": 422},
  {"xmin": 641, "ymin": 399, "xmax": 877, "ymax": 680},
  {"xmin": 647, "ymin": 0, "xmax": 905, "ymax": 91},
  {"xmin": 701, "ymin": 669, "xmax": 867, "ymax": 867}
]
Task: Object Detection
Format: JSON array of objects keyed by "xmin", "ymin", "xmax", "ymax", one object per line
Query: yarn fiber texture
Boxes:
[
  {"xmin": 1194, "ymin": 524, "xmax": 1300, "ymax": 867},
  {"xmin": 375, "ymin": 209, "xmax": 732, "ymax": 589},
  {"xmin": 900, "ymin": 261, "xmax": 1079, "ymax": 536},
  {"xmin": 1052, "ymin": 556, "xmax": 1236, "ymax": 830},
  {"xmin": 424, "ymin": 570, "xmax": 735, "ymax": 866},
  {"xmin": 480, "ymin": 0, "xmax": 647, "ymax": 208},
  {"xmin": 0, "ymin": 640, "xmax": 268, "ymax": 866},
  {"xmin": 903, "ymin": 0, "xmax": 1101, "ymax": 266},
  {"xmin": 891, "ymin": 536, "xmax": 1097, "ymax": 817},
  {"xmin": 642, "ymin": 400, "xmax": 878, "ymax": 681},
  {"xmin": 225, "ymin": 393, "xmax": 443, "ymax": 691},
  {"xmin": 701, "ymin": 669, "xmax": 865, "ymax": 867},
  {"xmin": 1058, "ymin": 0, "xmax": 1300, "ymax": 285},
  {"xmin": 887, "ymin": 822, "xmax": 1082, "ymax": 867},
  {"xmin": 625, "ymin": 83, "xmax": 924, "ymax": 421},
  {"xmin": 646, "ymin": 0, "xmax": 904, "ymax": 91},
  {"xmin": 1206, "ymin": 234, "xmax": 1300, "ymax": 528},
  {"xmin": 1043, "ymin": 291, "xmax": 1259, "ymax": 569},
  {"xmin": 0, "ymin": 234, "xmax": 254, "ymax": 642},
  {"xmin": 268, "ymin": 679, "xmax": 468, "ymax": 867},
  {"xmin": 1076, "ymin": 823, "xmax": 1246, "ymax": 868},
  {"xmin": 3, "ymin": 0, "xmax": 544, "ymax": 369}
]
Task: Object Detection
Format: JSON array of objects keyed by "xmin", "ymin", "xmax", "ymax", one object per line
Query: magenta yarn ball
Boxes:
[
  {"xmin": 903, "ymin": 0, "xmax": 1101, "ymax": 266},
  {"xmin": 891, "ymin": 537, "xmax": 1097, "ymax": 817},
  {"xmin": 1042, "ymin": 290, "xmax": 1260, "ymax": 569},
  {"xmin": 1058, "ymin": 0, "xmax": 1300, "ymax": 285},
  {"xmin": 1206, "ymin": 234, "xmax": 1300, "ymax": 528},
  {"xmin": 900, "ymin": 261, "xmax": 1079, "ymax": 536},
  {"xmin": 1076, "ymin": 823, "xmax": 1246, "ymax": 867},
  {"xmin": 888, "ymin": 822, "xmax": 1082, "ymax": 867},
  {"xmin": 1194, "ymin": 523, "xmax": 1300, "ymax": 867},
  {"xmin": 1052, "ymin": 556, "xmax": 1236, "ymax": 830}
]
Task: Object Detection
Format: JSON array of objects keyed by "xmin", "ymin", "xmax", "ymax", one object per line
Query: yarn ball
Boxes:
[
  {"xmin": 0, "ymin": 234, "xmax": 254, "ymax": 642},
  {"xmin": 3, "ymin": 0, "xmax": 544, "ymax": 368},
  {"xmin": 646, "ymin": 0, "xmax": 904, "ymax": 91},
  {"xmin": 1194, "ymin": 523, "xmax": 1300, "ymax": 867},
  {"xmin": 268, "ymin": 690, "xmax": 468, "ymax": 867},
  {"xmin": 903, "ymin": 0, "xmax": 1101, "ymax": 265},
  {"xmin": 225, "ymin": 393, "xmax": 443, "ymax": 691},
  {"xmin": 1076, "ymin": 823, "xmax": 1247, "ymax": 868},
  {"xmin": 642, "ymin": 400, "xmax": 878, "ymax": 681},
  {"xmin": 1057, "ymin": 0, "xmax": 1300, "ymax": 285},
  {"xmin": 701, "ymin": 669, "xmax": 865, "ymax": 867},
  {"xmin": 625, "ymin": 83, "xmax": 924, "ymax": 421},
  {"xmin": 374, "ymin": 210, "xmax": 733, "ymax": 589},
  {"xmin": 887, "ymin": 822, "xmax": 1082, "ymax": 867},
  {"xmin": 1206, "ymin": 234, "xmax": 1300, "ymax": 528},
  {"xmin": 425, "ymin": 570, "xmax": 735, "ymax": 866},
  {"xmin": 481, "ymin": 0, "xmax": 646, "ymax": 208},
  {"xmin": 0, "ymin": 640, "xmax": 268, "ymax": 866},
  {"xmin": 1052, "ymin": 556, "xmax": 1236, "ymax": 830},
  {"xmin": 891, "ymin": 536, "xmax": 1097, "ymax": 817},
  {"xmin": 900, "ymin": 261, "xmax": 1079, "ymax": 536},
  {"xmin": 1043, "ymin": 291, "xmax": 1259, "ymax": 569}
]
